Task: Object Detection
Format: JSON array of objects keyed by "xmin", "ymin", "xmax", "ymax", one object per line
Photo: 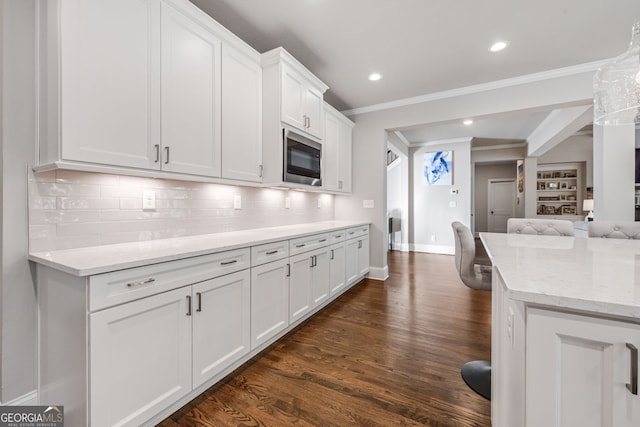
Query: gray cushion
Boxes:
[
  {"xmin": 587, "ymin": 221, "xmax": 640, "ymax": 239},
  {"xmin": 507, "ymin": 218, "xmax": 574, "ymax": 236},
  {"xmin": 451, "ymin": 221, "xmax": 492, "ymax": 291}
]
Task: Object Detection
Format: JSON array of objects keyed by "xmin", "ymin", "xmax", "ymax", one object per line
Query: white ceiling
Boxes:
[{"xmin": 190, "ymin": 0, "xmax": 640, "ymax": 146}]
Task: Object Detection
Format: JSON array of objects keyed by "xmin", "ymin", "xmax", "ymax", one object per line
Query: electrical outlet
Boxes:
[
  {"xmin": 234, "ymin": 195, "xmax": 242, "ymax": 210},
  {"xmin": 285, "ymin": 197, "xmax": 291, "ymax": 209},
  {"xmin": 317, "ymin": 198, "xmax": 321, "ymax": 208},
  {"xmin": 449, "ymin": 201, "xmax": 457, "ymax": 208},
  {"xmin": 142, "ymin": 190, "xmax": 156, "ymax": 210},
  {"xmin": 430, "ymin": 235, "xmax": 436, "ymax": 242}
]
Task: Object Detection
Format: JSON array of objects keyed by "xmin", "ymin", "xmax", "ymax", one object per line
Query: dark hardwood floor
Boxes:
[{"xmin": 158, "ymin": 251, "xmax": 492, "ymax": 426}]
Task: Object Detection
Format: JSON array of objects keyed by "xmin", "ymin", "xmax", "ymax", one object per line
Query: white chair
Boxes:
[
  {"xmin": 587, "ymin": 221, "xmax": 640, "ymax": 239},
  {"xmin": 507, "ymin": 218, "xmax": 575, "ymax": 236},
  {"xmin": 451, "ymin": 221, "xmax": 491, "ymax": 400}
]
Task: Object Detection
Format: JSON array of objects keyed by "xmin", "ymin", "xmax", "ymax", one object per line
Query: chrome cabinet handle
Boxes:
[
  {"xmin": 127, "ymin": 278, "xmax": 155, "ymax": 287},
  {"xmin": 627, "ymin": 343, "xmax": 638, "ymax": 395},
  {"xmin": 338, "ymin": 180, "xmax": 343, "ymax": 189},
  {"xmin": 358, "ymin": 240, "xmax": 362, "ymax": 249},
  {"xmin": 186, "ymin": 295, "xmax": 192, "ymax": 316},
  {"xmin": 259, "ymin": 164, "xmax": 263, "ymax": 178},
  {"xmin": 319, "ymin": 239, "xmax": 327, "ymax": 243},
  {"xmin": 154, "ymin": 144, "xmax": 160, "ymax": 163},
  {"xmin": 266, "ymin": 250, "xmax": 279, "ymax": 255},
  {"xmin": 330, "ymin": 249, "xmax": 334, "ymax": 260},
  {"xmin": 220, "ymin": 259, "xmax": 238, "ymax": 266},
  {"xmin": 335, "ymin": 235, "xmax": 342, "ymax": 238},
  {"xmin": 196, "ymin": 292, "xmax": 202, "ymax": 313},
  {"xmin": 286, "ymin": 263, "xmax": 290, "ymax": 277},
  {"xmin": 296, "ymin": 243, "xmax": 306, "ymax": 248},
  {"xmin": 309, "ymin": 256, "xmax": 314, "ymax": 268},
  {"xmin": 164, "ymin": 146, "xmax": 170, "ymax": 164}
]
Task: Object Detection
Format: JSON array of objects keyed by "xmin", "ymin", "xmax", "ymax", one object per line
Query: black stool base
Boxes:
[{"xmin": 461, "ymin": 360, "xmax": 491, "ymax": 400}]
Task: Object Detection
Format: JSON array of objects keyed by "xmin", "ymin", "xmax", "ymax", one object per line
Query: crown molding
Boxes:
[{"xmin": 341, "ymin": 59, "xmax": 608, "ymax": 117}]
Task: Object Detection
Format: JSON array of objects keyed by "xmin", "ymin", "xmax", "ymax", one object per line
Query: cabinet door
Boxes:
[
  {"xmin": 281, "ymin": 64, "xmax": 306, "ymax": 131},
  {"xmin": 289, "ymin": 252, "xmax": 313, "ymax": 323},
  {"xmin": 322, "ymin": 112, "xmax": 340, "ymax": 191},
  {"xmin": 90, "ymin": 287, "xmax": 191, "ymax": 427},
  {"xmin": 337, "ymin": 122, "xmax": 352, "ymax": 192},
  {"xmin": 250, "ymin": 258, "xmax": 289, "ymax": 350},
  {"xmin": 192, "ymin": 270, "xmax": 250, "ymax": 389},
  {"xmin": 304, "ymin": 87, "xmax": 324, "ymax": 139},
  {"xmin": 161, "ymin": 2, "xmax": 221, "ymax": 177},
  {"xmin": 221, "ymin": 45, "xmax": 262, "ymax": 182},
  {"xmin": 357, "ymin": 236, "xmax": 370, "ymax": 277},
  {"xmin": 60, "ymin": 0, "xmax": 160, "ymax": 169},
  {"xmin": 527, "ymin": 308, "xmax": 640, "ymax": 427},
  {"xmin": 329, "ymin": 243, "xmax": 346, "ymax": 296},
  {"xmin": 345, "ymin": 238, "xmax": 359, "ymax": 286},
  {"xmin": 311, "ymin": 248, "xmax": 331, "ymax": 307}
]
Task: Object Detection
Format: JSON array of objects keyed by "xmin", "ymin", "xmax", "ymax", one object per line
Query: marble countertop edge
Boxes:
[{"xmin": 28, "ymin": 220, "xmax": 370, "ymax": 277}]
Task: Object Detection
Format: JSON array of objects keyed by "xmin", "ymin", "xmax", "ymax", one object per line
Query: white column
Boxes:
[{"xmin": 592, "ymin": 124, "xmax": 635, "ymax": 220}]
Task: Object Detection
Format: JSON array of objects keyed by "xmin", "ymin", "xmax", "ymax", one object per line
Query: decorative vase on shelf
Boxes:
[{"xmin": 593, "ymin": 22, "xmax": 640, "ymax": 125}]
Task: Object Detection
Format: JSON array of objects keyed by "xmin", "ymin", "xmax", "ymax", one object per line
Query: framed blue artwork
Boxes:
[{"xmin": 424, "ymin": 151, "xmax": 452, "ymax": 186}]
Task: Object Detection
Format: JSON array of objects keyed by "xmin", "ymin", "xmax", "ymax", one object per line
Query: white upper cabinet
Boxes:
[
  {"xmin": 261, "ymin": 47, "xmax": 328, "ymax": 185},
  {"xmin": 280, "ymin": 63, "xmax": 324, "ymax": 139},
  {"xmin": 221, "ymin": 45, "xmax": 263, "ymax": 182},
  {"xmin": 53, "ymin": 0, "xmax": 162, "ymax": 169},
  {"xmin": 323, "ymin": 103, "xmax": 354, "ymax": 193},
  {"xmin": 160, "ymin": 2, "xmax": 221, "ymax": 177},
  {"xmin": 38, "ymin": 0, "xmax": 262, "ymax": 182}
]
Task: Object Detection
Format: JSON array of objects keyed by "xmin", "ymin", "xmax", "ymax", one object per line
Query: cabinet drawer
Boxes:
[
  {"xmin": 289, "ymin": 232, "xmax": 332, "ymax": 256},
  {"xmin": 329, "ymin": 229, "xmax": 346, "ymax": 243},
  {"xmin": 345, "ymin": 225, "xmax": 369, "ymax": 240},
  {"xmin": 251, "ymin": 240, "xmax": 289, "ymax": 266},
  {"xmin": 89, "ymin": 248, "xmax": 250, "ymax": 311}
]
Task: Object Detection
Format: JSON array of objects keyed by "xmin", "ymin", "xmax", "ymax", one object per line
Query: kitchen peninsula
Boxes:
[
  {"xmin": 30, "ymin": 221, "xmax": 370, "ymax": 427},
  {"xmin": 480, "ymin": 232, "xmax": 640, "ymax": 427}
]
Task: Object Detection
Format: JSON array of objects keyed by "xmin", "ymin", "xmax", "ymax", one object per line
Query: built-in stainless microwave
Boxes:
[{"xmin": 283, "ymin": 129, "xmax": 322, "ymax": 186}]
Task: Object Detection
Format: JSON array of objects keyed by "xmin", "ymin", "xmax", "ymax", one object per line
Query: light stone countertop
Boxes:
[
  {"xmin": 480, "ymin": 232, "xmax": 640, "ymax": 320},
  {"xmin": 29, "ymin": 220, "xmax": 369, "ymax": 277}
]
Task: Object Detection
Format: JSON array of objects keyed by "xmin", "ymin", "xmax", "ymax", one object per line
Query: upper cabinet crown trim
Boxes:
[{"xmin": 261, "ymin": 47, "xmax": 329, "ymax": 93}]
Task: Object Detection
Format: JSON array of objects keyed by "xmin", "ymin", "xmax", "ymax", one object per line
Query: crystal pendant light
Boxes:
[{"xmin": 593, "ymin": 22, "xmax": 640, "ymax": 125}]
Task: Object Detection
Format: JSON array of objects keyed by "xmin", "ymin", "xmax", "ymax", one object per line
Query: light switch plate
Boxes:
[
  {"xmin": 285, "ymin": 197, "xmax": 291, "ymax": 209},
  {"xmin": 234, "ymin": 195, "xmax": 242, "ymax": 210},
  {"xmin": 363, "ymin": 200, "xmax": 374, "ymax": 209},
  {"xmin": 142, "ymin": 190, "xmax": 156, "ymax": 210}
]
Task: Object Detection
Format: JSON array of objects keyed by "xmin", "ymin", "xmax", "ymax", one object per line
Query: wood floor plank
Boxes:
[{"xmin": 158, "ymin": 251, "xmax": 491, "ymax": 426}]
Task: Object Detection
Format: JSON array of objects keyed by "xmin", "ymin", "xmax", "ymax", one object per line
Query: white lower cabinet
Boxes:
[
  {"xmin": 329, "ymin": 242, "xmax": 346, "ymax": 296},
  {"xmin": 89, "ymin": 268, "xmax": 251, "ymax": 427},
  {"xmin": 90, "ymin": 287, "xmax": 192, "ymax": 427},
  {"xmin": 250, "ymin": 258, "xmax": 289, "ymax": 349},
  {"xmin": 345, "ymin": 226, "xmax": 370, "ymax": 286},
  {"xmin": 527, "ymin": 307, "xmax": 640, "ymax": 427},
  {"xmin": 36, "ymin": 224, "xmax": 369, "ymax": 426},
  {"xmin": 192, "ymin": 270, "xmax": 250, "ymax": 388}
]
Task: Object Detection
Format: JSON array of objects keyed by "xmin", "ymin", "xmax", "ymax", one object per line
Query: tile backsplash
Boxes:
[{"xmin": 29, "ymin": 170, "xmax": 335, "ymax": 252}]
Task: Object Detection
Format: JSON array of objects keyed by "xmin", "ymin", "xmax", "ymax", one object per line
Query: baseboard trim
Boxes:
[
  {"xmin": 410, "ymin": 243, "xmax": 454, "ymax": 255},
  {"xmin": 367, "ymin": 265, "xmax": 388, "ymax": 281},
  {"xmin": 1, "ymin": 390, "xmax": 38, "ymax": 406}
]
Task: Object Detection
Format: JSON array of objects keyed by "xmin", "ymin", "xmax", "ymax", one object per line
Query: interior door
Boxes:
[{"xmin": 488, "ymin": 179, "xmax": 516, "ymax": 232}]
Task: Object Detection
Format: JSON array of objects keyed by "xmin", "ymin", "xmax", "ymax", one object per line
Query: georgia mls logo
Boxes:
[{"xmin": 0, "ymin": 405, "xmax": 64, "ymax": 427}]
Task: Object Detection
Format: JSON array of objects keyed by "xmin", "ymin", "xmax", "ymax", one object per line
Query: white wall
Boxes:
[
  {"xmin": 412, "ymin": 140, "xmax": 471, "ymax": 254},
  {"xmin": 1, "ymin": 0, "xmax": 38, "ymax": 403},
  {"xmin": 474, "ymin": 163, "xmax": 517, "ymax": 233},
  {"xmin": 593, "ymin": 124, "xmax": 635, "ymax": 220}
]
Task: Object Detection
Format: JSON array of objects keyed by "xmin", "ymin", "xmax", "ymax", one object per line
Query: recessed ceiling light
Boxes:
[
  {"xmin": 369, "ymin": 73, "xmax": 382, "ymax": 81},
  {"xmin": 489, "ymin": 41, "xmax": 508, "ymax": 52},
  {"xmin": 463, "ymin": 119, "xmax": 473, "ymax": 125}
]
